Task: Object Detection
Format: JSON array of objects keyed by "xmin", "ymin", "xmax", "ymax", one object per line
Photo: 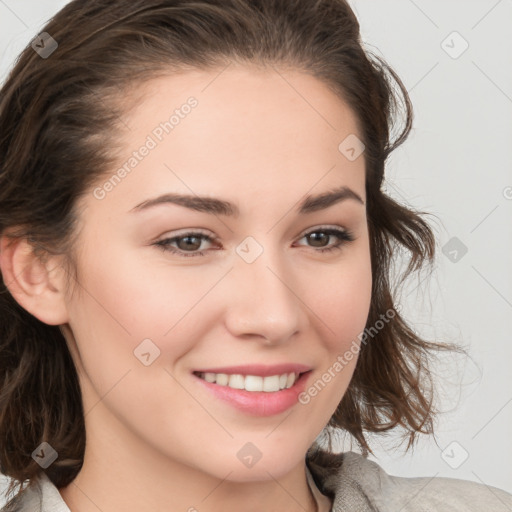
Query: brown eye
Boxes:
[
  {"xmin": 153, "ymin": 231, "xmax": 217, "ymax": 258},
  {"xmin": 297, "ymin": 227, "xmax": 355, "ymax": 253},
  {"xmin": 175, "ymin": 235, "xmax": 203, "ymax": 251},
  {"xmin": 306, "ymin": 232, "xmax": 330, "ymax": 247}
]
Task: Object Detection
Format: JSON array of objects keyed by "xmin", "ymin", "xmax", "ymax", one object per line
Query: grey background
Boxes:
[{"xmin": 0, "ymin": 0, "xmax": 511, "ymax": 501}]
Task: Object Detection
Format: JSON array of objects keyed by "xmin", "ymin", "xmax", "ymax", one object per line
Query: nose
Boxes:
[{"xmin": 223, "ymin": 245, "xmax": 305, "ymax": 345}]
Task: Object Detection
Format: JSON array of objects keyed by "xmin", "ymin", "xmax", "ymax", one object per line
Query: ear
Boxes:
[{"xmin": 0, "ymin": 233, "xmax": 70, "ymax": 325}]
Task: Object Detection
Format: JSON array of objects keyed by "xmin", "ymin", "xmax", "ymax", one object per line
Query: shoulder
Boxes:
[
  {"xmin": 308, "ymin": 450, "xmax": 512, "ymax": 512},
  {"xmin": 1, "ymin": 473, "xmax": 70, "ymax": 512}
]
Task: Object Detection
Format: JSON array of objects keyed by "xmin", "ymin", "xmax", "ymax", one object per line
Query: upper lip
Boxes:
[{"xmin": 193, "ymin": 364, "xmax": 312, "ymax": 377}]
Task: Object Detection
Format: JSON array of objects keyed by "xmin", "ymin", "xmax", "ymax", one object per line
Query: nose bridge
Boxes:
[{"xmin": 223, "ymin": 239, "xmax": 303, "ymax": 343}]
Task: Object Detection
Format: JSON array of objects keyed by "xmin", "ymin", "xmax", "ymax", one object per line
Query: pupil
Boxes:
[
  {"xmin": 179, "ymin": 236, "xmax": 200, "ymax": 251},
  {"xmin": 309, "ymin": 233, "xmax": 328, "ymax": 247}
]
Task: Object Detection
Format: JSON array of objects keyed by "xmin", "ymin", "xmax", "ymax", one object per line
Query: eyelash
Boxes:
[{"xmin": 153, "ymin": 226, "xmax": 355, "ymax": 258}]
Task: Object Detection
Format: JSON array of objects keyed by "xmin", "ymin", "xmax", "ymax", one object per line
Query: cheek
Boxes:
[
  {"xmin": 64, "ymin": 253, "xmax": 220, "ymax": 449},
  {"xmin": 307, "ymin": 242, "xmax": 373, "ymax": 349},
  {"xmin": 297, "ymin": 242, "xmax": 372, "ymax": 407},
  {"xmin": 65, "ymin": 250, "xmax": 217, "ymax": 396},
  {"xmin": 70, "ymin": 247, "xmax": 218, "ymax": 339}
]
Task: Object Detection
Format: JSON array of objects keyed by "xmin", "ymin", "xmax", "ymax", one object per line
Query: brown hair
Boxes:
[{"xmin": 0, "ymin": 0, "xmax": 465, "ymax": 502}]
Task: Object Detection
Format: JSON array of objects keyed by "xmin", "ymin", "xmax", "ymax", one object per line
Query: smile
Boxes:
[
  {"xmin": 194, "ymin": 371, "xmax": 300, "ymax": 392},
  {"xmin": 192, "ymin": 369, "xmax": 313, "ymax": 416}
]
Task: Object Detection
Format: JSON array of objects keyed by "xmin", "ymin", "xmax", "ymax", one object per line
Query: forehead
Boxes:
[
  {"xmin": 86, "ymin": 64, "xmax": 366, "ymax": 217},
  {"xmin": 123, "ymin": 63, "xmax": 362, "ymax": 147}
]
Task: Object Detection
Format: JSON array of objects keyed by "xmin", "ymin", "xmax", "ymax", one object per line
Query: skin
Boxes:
[{"xmin": 0, "ymin": 63, "xmax": 372, "ymax": 512}]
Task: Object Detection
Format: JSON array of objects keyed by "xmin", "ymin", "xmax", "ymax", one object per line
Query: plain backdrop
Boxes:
[{"xmin": 0, "ymin": 0, "xmax": 511, "ymax": 500}]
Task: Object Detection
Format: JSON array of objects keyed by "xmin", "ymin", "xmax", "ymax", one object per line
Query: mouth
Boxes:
[
  {"xmin": 191, "ymin": 368, "xmax": 313, "ymax": 416},
  {"xmin": 193, "ymin": 370, "xmax": 307, "ymax": 392}
]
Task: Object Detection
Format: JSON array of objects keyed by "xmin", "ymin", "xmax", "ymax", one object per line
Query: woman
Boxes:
[{"xmin": 0, "ymin": 1, "xmax": 510, "ymax": 511}]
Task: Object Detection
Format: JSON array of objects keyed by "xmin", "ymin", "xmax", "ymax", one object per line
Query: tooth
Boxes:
[
  {"xmin": 245, "ymin": 375, "xmax": 263, "ymax": 392},
  {"xmin": 285, "ymin": 372, "xmax": 295, "ymax": 389},
  {"xmin": 204, "ymin": 372, "xmax": 216, "ymax": 383},
  {"xmin": 201, "ymin": 372, "xmax": 300, "ymax": 391},
  {"xmin": 262, "ymin": 375, "xmax": 280, "ymax": 392},
  {"xmin": 228, "ymin": 374, "xmax": 245, "ymax": 389},
  {"xmin": 216, "ymin": 373, "xmax": 229, "ymax": 386}
]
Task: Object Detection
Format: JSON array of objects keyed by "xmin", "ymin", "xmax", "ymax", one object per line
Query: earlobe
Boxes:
[{"xmin": 0, "ymin": 234, "xmax": 70, "ymax": 326}]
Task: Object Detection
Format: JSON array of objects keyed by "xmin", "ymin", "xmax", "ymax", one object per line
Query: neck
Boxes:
[{"xmin": 58, "ymin": 400, "xmax": 320, "ymax": 512}]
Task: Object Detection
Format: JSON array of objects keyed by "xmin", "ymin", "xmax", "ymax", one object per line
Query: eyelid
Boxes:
[
  {"xmin": 153, "ymin": 227, "xmax": 216, "ymax": 244},
  {"xmin": 297, "ymin": 224, "xmax": 349, "ymax": 239}
]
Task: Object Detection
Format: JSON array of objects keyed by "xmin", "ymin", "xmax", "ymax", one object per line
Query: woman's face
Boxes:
[{"xmin": 62, "ymin": 64, "xmax": 372, "ymax": 482}]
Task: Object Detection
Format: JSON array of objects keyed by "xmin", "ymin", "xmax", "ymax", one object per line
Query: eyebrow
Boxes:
[{"xmin": 129, "ymin": 185, "xmax": 364, "ymax": 216}]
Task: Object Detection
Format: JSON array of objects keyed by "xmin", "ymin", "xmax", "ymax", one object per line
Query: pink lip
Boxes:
[
  {"xmin": 192, "ymin": 369, "xmax": 313, "ymax": 417},
  {"xmin": 192, "ymin": 363, "xmax": 312, "ymax": 376}
]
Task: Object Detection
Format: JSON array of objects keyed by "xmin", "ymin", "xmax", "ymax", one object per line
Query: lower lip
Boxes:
[{"xmin": 192, "ymin": 371, "xmax": 312, "ymax": 417}]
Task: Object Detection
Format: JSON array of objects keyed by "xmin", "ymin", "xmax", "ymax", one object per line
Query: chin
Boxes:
[{"xmin": 208, "ymin": 439, "xmax": 308, "ymax": 483}]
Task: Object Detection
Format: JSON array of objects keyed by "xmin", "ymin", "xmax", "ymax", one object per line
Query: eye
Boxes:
[
  {"xmin": 294, "ymin": 226, "xmax": 355, "ymax": 253},
  {"xmin": 152, "ymin": 226, "xmax": 355, "ymax": 258},
  {"xmin": 153, "ymin": 230, "xmax": 218, "ymax": 258}
]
